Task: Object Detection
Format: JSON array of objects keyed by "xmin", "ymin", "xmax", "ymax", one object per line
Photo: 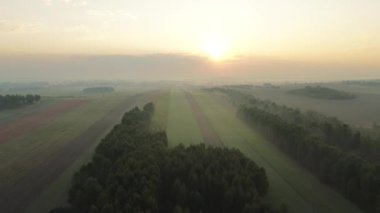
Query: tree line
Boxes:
[
  {"xmin": 0, "ymin": 94, "xmax": 41, "ymax": 110},
  {"xmin": 209, "ymin": 87, "xmax": 380, "ymax": 212},
  {"xmin": 83, "ymin": 87, "xmax": 115, "ymax": 94},
  {"xmin": 51, "ymin": 102, "xmax": 280, "ymax": 213},
  {"xmin": 344, "ymin": 80, "xmax": 380, "ymax": 87},
  {"xmin": 208, "ymin": 87, "xmax": 380, "ymax": 162},
  {"xmin": 288, "ymin": 86, "xmax": 356, "ymax": 100}
]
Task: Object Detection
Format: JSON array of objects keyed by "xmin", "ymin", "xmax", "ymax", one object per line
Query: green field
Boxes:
[
  {"xmin": 165, "ymin": 89, "xmax": 203, "ymax": 146},
  {"xmin": 192, "ymin": 90, "xmax": 361, "ymax": 212},
  {"xmin": 154, "ymin": 88, "xmax": 362, "ymax": 213},
  {"xmin": 150, "ymin": 91, "xmax": 170, "ymax": 132},
  {"xmin": 0, "ymin": 86, "xmax": 367, "ymax": 213}
]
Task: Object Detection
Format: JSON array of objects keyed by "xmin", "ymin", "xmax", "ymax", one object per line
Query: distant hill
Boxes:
[
  {"xmin": 289, "ymin": 86, "xmax": 356, "ymax": 100},
  {"xmin": 82, "ymin": 87, "xmax": 114, "ymax": 94}
]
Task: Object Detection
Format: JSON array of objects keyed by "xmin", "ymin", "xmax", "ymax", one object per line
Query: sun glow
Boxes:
[{"xmin": 202, "ymin": 37, "xmax": 228, "ymax": 61}]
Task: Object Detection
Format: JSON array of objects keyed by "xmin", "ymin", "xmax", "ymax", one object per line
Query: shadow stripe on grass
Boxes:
[{"xmin": 185, "ymin": 91, "xmax": 224, "ymax": 147}]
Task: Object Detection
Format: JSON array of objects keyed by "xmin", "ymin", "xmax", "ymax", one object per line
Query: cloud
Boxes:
[
  {"xmin": 43, "ymin": 0, "xmax": 88, "ymax": 6},
  {"xmin": 0, "ymin": 20, "xmax": 43, "ymax": 33},
  {"xmin": 86, "ymin": 9, "xmax": 137, "ymax": 21},
  {"xmin": 0, "ymin": 20, "xmax": 19, "ymax": 32},
  {"xmin": 62, "ymin": 25, "xmax": 91, "ymax": 33}
]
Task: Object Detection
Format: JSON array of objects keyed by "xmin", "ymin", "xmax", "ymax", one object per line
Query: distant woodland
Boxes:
[
  {"xmin": 289, "ymin": 86, "xmax": 356, "ymax": 100},
  {"xmin": 344, "ymin": 80, "xmax": 380, "ymax": 87},
  {"xmin": 51, "ymin": 103, "xmax": 281, "ymax": 213},
  {"xmin": 0, "ymin": 94, "xmax": 41, "ymax": 110},
  {"xmin": 82, "ymin": 87, "xmax": 115, "ymax": 94},
  {"xmin": 210, "ymin": 87, "xmax": 380, "ymax": 213}
]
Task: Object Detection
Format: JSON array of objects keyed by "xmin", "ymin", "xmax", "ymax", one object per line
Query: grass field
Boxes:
[
  {"xmin": 0, "ymin": 86, "xmax": 366, "ymax": 212},
  {"xmin": 150, "ymin": 91, "xmax": 170, "ymax": 132},
  {"xmin": 24, "ymin": 91, "xmax": 160, "ymax": 213},
  {"xmin": 0, "ymin": 90, "xmax": 161, "ymax": 213},
  {"xmin": 0, "ymin": 99, "xmax": 87, "ymax": 145},
  {"xmin": 0, "ymin": 98, "xmax": 55, "ymax": 122},
  {"xmin": 165, "ymin": 90, "xmax": 203, "ymax": 146},
  {"xmin": 235, "ymin": 82, "xmax": 380, "ymax": 127},
  {"xmin": 24, "ymin": 124, "xmax": 107, "ymax": 213},
  {"xmin": 0, "ymin": 95, "xmax": 122, "ymax": 184},
  {"xmin": 158, "ymin": 88, "xmax": 362, "ymax": 213},
  {"xmin": 184, "ymin": 91, "xmax": 223, "ymax": 146}
]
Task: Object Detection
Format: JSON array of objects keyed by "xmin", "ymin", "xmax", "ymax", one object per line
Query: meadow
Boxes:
[
  {"xmin": 152, "ymin": 88, "xmax": 362, "ymax": 213},
  {"xmin": 149, "ymin": 90, "xmax": 360, "ymax": 212},
  {"xmin": 165, "ymin": 89, "xmax": 203, "ymax": 146},
  {"xmin": 0, "ymin": 88, "xmax": 160, "ymax": 213},
  {"xmin": 0, "ymin": 84, "xmax": 370, "ymax": 213}
]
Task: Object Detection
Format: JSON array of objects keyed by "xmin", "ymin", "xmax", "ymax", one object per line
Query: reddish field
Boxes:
[
  {"xmin": 0, "ymin": 99, "xmax": 87, "ymax": 144},
  {"xmin": 0, "ymin": 92, "xmax": 162, "ymax": 213}
]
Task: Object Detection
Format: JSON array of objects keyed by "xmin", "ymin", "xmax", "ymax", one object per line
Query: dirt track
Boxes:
[
  {"xmin": 185, "ymin": 92, "xmax": 224, "ymax": 146},
  {"xmin": 0, "ymin": 99, "xmax": 87, "ymax": 144},
  {"xmin": 0, "ymin": 92, "xmax": 156, "ymax": 213}
]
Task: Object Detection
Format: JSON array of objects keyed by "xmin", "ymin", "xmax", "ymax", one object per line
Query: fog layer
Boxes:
[{"xmin": 1, "ymin": 54, "xmax": 379, "ymax": 83}]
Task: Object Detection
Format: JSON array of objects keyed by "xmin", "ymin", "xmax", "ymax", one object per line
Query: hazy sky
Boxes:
[{"xmin": 0, "ymin": 0, "xmax": 379, "ymax": 81}]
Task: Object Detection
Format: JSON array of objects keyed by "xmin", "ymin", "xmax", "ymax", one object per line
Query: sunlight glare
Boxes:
[{"xmin": 202, "ymin": 37, "xmax": 228, "ymax": 61}]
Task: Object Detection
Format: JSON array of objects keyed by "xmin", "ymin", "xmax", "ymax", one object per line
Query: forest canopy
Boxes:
[{"xmin": 51, "ymin": 102, "xmax": 278, "ymax": 213}]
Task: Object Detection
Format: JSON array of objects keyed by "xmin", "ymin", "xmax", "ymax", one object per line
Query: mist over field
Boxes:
[
  {"xmin": 1, "ymin": 0, "xmax": 380, "ymax": 213},
  {"xmin": 1, "ymin": 54, "xmax": 379, "ymax": 83}
]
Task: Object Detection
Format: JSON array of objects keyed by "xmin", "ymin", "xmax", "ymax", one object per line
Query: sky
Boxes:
[{"xmin": 0, "ymin": 0, "xmax": 379, "ymax": 81}]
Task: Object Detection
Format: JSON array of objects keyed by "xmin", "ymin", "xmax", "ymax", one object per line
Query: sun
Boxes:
[{"xmin": 202, "ymin": 37, "xmax": 228, "ymax": 61}]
